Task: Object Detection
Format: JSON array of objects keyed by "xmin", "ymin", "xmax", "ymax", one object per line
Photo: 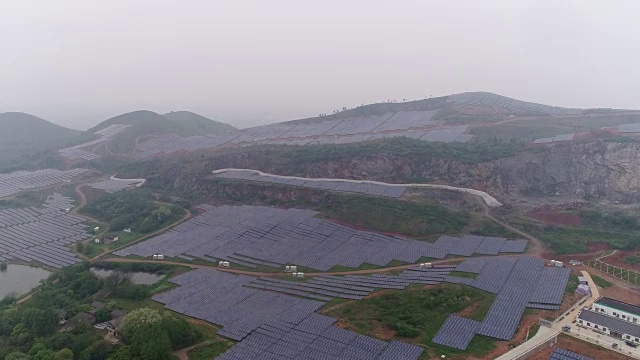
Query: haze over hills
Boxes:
[
  {"xmin": 0, "ymin": 112, "xmax": 84, "ymax": 166},
  {"xmin": 163, "ymin": 111, "xmax": 237, "ymax": 134},
  {"xmin": 6, "ymin": 91, "xmax": 640, "ymax": 167}
]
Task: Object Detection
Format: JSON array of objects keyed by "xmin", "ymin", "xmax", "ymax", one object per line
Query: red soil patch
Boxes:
[
  {"xmin": 601, "ymin": 250, "xmax": 640, "ymax": 272},
  {"xmin": 601, "ymin": 285, "xmax": 640, "ymax": 305},
  {"xmin": 588, "ymin": 242, "xmax": 612, "ymax": 252},
  {"xmin": 528, "ymin": 212, "xmax": 582, "ymax": 227}
]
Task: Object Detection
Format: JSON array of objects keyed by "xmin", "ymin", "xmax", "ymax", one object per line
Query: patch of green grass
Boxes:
[
  {"xmin": 527, "ymin": 323, "xmax": 540, "ymax": 340},
  {"xmin": 187, "ymin": 341, "xmax": 232, "ymax": 360},
  {"xmin": 449, "ymin": 271, "xmax": 478, "ymax": 280},
  {"xmin": 325, "ymin": 285, "xmax": 496, "ymax": 358},
  {"xmin": 328, "ymin": 263, "xmax": 383, "ymax": 272},
  {"xmin": 565, "ymin": 273, "xmax": 579, "ymax": 294},
  {"xmin": 196, "ymin": 179, "xmax": 471, "ymax": 240},
  {"xmin": 591, "ymin": 274, "xmax": 613, "ymax": 288},
  {"xmin": 514, "ymin": 220, "xmax": 640, "ymax": 254},
  {"xmin": 470, "ymin": 218, "xmax": 520, "ymax": 238},
  {"xmin": 623, "ymin": 255, "xmax": 640, "ymax": 265}
]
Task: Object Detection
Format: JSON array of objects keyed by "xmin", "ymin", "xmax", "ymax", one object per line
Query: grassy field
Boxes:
[
  {"xmin": 322, "ymin": 285, "xmax": 497, "ymax": 359},
  {"xmin": 187, "ymin": 341, "xmax": 232, "ymax": 360},
  {"xmin": 623, "ymin": 255, "xmax": 640, "ymax": 265},
  {"xmin": 565, "ymin": 273, "xmax": 579, "ymax": 294},
  {"xmin": 512, "ymin": 219, "xmax": 640, "ymax": 254},
  {"xmin": 591, "ymin": 274, "xmax": 613, "ymax": 288},
  {"xmin": 203, "ymin": 180, "xmax": 471, "ymax": 240}
]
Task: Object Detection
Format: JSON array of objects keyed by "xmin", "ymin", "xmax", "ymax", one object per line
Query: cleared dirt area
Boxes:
[
  {"xmin": 528, "ymin": 211, "xmax": 582, "ymax": 227},
  {"xmin": 527, "ymin": 334, "xmax": 633, "ymax": 360},
  {"xmin": 604, "ymin": 250, "xmax": 640, "ymax": 272},
  {"xmin": 601, "ymin": 285, "xmax": 640, "ymax": 304}
]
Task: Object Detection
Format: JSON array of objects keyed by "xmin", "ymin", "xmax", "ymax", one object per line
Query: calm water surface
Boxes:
[{"xmin": 0, "ymin": 264, "xmax": 51, "ymax": 299}]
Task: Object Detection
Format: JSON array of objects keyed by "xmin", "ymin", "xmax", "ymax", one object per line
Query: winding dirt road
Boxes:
[{"xmin": 212, "ymin": 168, "xmax": 503, "ymax": 207}]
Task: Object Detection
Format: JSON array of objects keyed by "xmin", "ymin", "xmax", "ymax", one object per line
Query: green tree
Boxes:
[
  {"xmin": 21, "ymin": 308, "xmax": 58, "ymax": 336},
  {"xmin": 119, "ymin": 308, "xmax": 162, "ymax": 341},
  {"xmin": 52, "ymin": 349, "xmax": 74, "ymax": 360},
  {"xmin": 160, "ymin": 313, "xmax": 202, "ymax": 350},
  {"xmin": 5, "ymin": 352, "xmax": 30, "ymax": 360},
  {"xmin": 108, "ymin": 346, "xmax": 133, "ymax": 360},
  {"xmin": 131, "ymin": 324, "xmax": 171, "ymax": 360}
]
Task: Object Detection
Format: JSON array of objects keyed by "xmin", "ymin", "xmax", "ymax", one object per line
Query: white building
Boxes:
[
  {"xmin": 593, "ymin": 297, "xmax": 640, "ymax": 325},
  {"xmin": 576, "ymin": 297, "xmax": 640, "ymax": 344}
]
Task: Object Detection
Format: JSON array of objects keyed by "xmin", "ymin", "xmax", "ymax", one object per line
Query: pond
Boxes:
[
  {"xmin": 90, "ymin": 267, "xmax": 165, "ymax": 285},
  {"xmin": 0, "ymin": 264, "xmax": 51, "ymax": 299}
]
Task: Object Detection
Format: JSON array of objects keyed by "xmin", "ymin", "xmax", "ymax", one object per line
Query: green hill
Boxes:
[
  {"xmin": 88, "ymin": 110, "xmax": 236, "ymax": 154},
  {"xmin": 163, "ymin": 111, "xmax": 237, "ymax": 134},
  {"xmin": 0, "ymin": 112, "xmax": 83, "ymax": 166}
]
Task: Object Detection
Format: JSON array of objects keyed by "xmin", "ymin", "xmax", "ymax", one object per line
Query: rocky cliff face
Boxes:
[
  {"xmin": 294, "ymin": 142, "xmax": 640, "ymax": 203},
  {"xmin": 140, "ymin": 141, "xmax": 640, "ymax": 204}
]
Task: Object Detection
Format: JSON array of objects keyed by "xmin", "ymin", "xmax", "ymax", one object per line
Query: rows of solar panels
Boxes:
[
  {"xmin": 114, "ymin": 205, "xmax": 527, "ymax": 271},
  {"xmin": 548, "ymin": 348, "xmax": 594, "ymax": 360},
  {"xmin": 533, "ymin": 133, "xmax": 575, "ymax": 144},
  {"xmin": 450, "ymin": 92, "xmax": 582, "ymax": 116},
  {"xmin": 0, "ymin": 168, "xmax": 90, "ymax": 198},
  {"xmin": 58, "ymin": 124, "xmax": 131, "ymax": 160},
  {"xmin": 245, "ymin": 266, "xmax": 457, "ymax": 301},
  {"xmin": 154, "ymin": 268, "xmax": 426, "ymax": 359},
  {"xmin": 618, "ymin": 123, "xmax": 640, "ymax": 133},
  {"xmin": 88, "ymin": 178, "xmax": 144, "ymax": 193},
  {"xmin": 213, "ymin": 170, "xmax": 407, "ymax": 198},
  {"xmin": 132, "ymin": 112, "xmax": 472, "ymax": 160},
  {"xmin": 153, "ymin": 255, "xmax": 566, "ymax": 356},
  {"xmin": 0, "ymin": 193, "xmax": 90, "ymax": 268},
  {"xmin": 432, "ymin": 256, "xmax": 570, "ymax": 350}
]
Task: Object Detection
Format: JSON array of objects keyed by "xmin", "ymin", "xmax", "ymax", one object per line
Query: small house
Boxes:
[
  {"xmin": 578, "ymin": 276, "xmax": 588, "ymax": 285},
  {"xmin": 123, "ymin": 228, "xmax": 132, "ymax": 233}
]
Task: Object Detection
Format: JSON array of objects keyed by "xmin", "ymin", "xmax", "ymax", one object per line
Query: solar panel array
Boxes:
[
  {"xmin": 618, "ymin": 123, "xmax": 640, "ymax": 133},
  {"xmin": 153, "ymin": 268, "xmax": 424, "ymax": 360},
  {"xmin": 88, "ymin": 178, "xmax": 144, "ymax": 193},
  {"xmin": 0, "ymin": 168, "xmax": 90, "ymax": 198},
  {"xmin": 213, "ymin": 170, "xmax": 407, "ymax": 198},
  {"xmin": 216, "ymin": 314, "xmax": 423, "ymax": 360},
  {"xmin": 0, "ymin": 193, "xmax": 90, "ymax": 267},
  {"xmin": 533, "ymin": 133, "xmax": 575, "ymax": 144},
  {"xmin": 548, "ymin": 348, "xmax": 594, "ymax": 360},
  {"xmin": 450, "ymin": 92, "xmax": 582, "ymax": 116},
  {"xmin": 247, "ymin": 267, "xmax": 456, "ymax": 301},
  {"xmin": 59, "ymin": 124, "xmax": 131, "ymax": 160},
  {"xmin": 114, "ymin": 205, "xmax": 526, "ymax": 271},
  {"xmin": 433, "ymin": 256, "xmax": 570, "ymax": 349},
  {"xmin": 131, "ymin": 110, "xmax": 472, "ymax": 160}
]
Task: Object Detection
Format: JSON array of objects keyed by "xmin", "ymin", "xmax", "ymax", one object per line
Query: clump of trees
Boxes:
[
  {"xmin": 116, "ymin": 308, "xmax": 201, "ymax": 360},
  {"xmin": 80, "ymin": 190, "xmax": 181, "ymax": 233},
  {"xmin": 0, "ymin": 263, "xmax": 201, "ymax": 360}
]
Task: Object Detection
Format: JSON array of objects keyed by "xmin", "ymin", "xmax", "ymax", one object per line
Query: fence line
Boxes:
[{"xmin": 583, "ymin": 259, "xmax": 640, "ymax": 285}]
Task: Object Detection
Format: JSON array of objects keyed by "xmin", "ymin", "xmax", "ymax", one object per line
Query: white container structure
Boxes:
[
  {"xmin": 550, "ymin": 260, "xmax": 564, "ymax": 267},
  {"xmin": 153, "ymin": 254, "xmax": 165, "ymax": 260},
  {"xmin": 419, "ymin": 263, "xmax": 432, "ymax": 268},
  {"xmin": 218, "ymin": 261, "xmax": 230, "ymax": 268}
]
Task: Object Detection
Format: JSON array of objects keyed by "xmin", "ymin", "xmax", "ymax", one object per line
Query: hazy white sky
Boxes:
[{"xmin": 1, "ymin": 0, "xmax": 638, "ymax": 129}]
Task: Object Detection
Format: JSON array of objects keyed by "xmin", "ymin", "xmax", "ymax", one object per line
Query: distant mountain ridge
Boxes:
[
  {"xmin": 86, "ymin": 110, "xmax": 237, "ymax": 154},
  {"xmin": 0, "ymin": 112, "xmax": 83, "ymax": 166},
  {"xmin": 163, "ymin": 111, "xmax": 237, "ymax": 134}
]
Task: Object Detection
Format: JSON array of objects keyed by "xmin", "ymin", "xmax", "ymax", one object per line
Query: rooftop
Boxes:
[
  {"xmin": 578, "ymin": 310, "xmax": 640, "ymax": 338},
  {"xmin": 595, "ymin": 297, "xmax": 640, "ymax": 317}
]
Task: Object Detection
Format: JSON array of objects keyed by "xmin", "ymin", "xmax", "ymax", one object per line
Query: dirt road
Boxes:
[{"xmin": 99, "ymin": 254, "xmax": 525, "ymax": 278}]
